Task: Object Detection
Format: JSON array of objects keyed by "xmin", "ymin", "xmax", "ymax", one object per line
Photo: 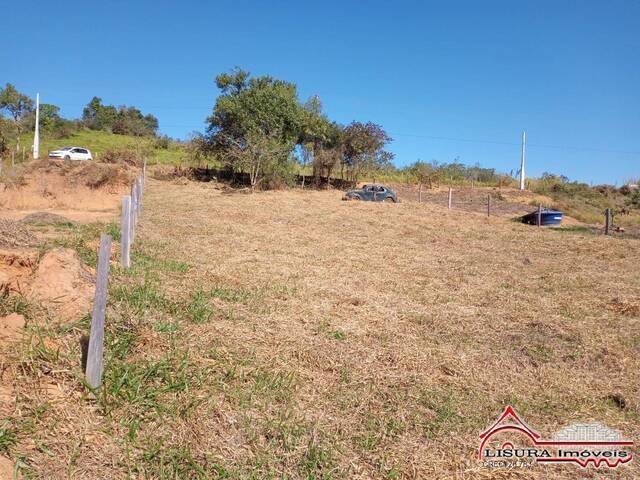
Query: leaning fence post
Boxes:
[
  {"xmin": 487, "ymin": 194, "xmax": 491, "ymax": 217},
  {"xmin": 604, "ymin": 208, "xmax": 611, "ymax": 235},
  {"xmin": 537, "ymin": 204, "xmax": 542, "ymax": 227},
  {"xmin": 86, "ymin": 234, "xmax": 112, "ymax": 389},
  {"xmin": 448, "ymin": 188, "xmax": 452, "ymax": 209},
  {"xmin": 120, "ymin": 196, "xmax": 131, "ymax": 267}
]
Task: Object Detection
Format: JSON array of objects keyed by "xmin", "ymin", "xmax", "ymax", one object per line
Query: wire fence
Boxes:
[{"xmin": 85, "ymin": 160, "xmax": 146, "ymax": 389}]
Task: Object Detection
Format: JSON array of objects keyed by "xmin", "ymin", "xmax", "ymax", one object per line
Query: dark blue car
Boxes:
[{"xmin": 342, "ymin": 184, "xmax": 398, "ymax": 202}]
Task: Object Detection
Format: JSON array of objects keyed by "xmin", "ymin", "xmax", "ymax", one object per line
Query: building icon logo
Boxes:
[{"xmin": 479, "ymin": 406, "xmax": 634, "ymax": 469}]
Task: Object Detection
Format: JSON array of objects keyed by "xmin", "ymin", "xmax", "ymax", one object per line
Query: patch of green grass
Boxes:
[
  {"xmin": 183, "ymin": 289, "xmax": 215, "ymax": 324},
  {"xmin": 298, "ymin": 438, "xmax": 338, "ymax": 480},
  {"xmin": 131, "ymin": 251, "xmax": 191, "ymax": 274},
  {"xmin": 137, "ymin": 443, "xmax": 212, "ymax": 479},
  {"xmin": 101, "ymin": 353, "xmax": 208, "ymax": 417},
  {"xmin": 111, "ymin": 280, "xmax": 177, "ymax": 317},
  {"xmin": 419, "ymin": 389, "xmax": 459, "ymax": 440},
  {"xmin": 0, "ymin": 420, "xmax": 18, "ymax": 454},
  {"xmin": 331, "ymin": 329, "xmax": 346, "ymax": 340},
  {"xmin": 0, "ymin": 295, "xmax": 38, "ymax": 318}
]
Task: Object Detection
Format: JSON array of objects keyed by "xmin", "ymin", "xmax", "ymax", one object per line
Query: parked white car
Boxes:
[{"xmin": 48, "ymin": 146, "xmax": 93, "ymax": 161}]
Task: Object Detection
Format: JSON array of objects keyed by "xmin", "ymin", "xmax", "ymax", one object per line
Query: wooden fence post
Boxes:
[
  {"xmin": 86, "ymin": 234, "xmax": 112, "ymax": 389},
  {"xmin": 448, "ymin": 188, "xmax": 452, "ymax": 209},
  {"xmin": 120, "ymin": 196, "xmax": 131, "ymax": 267},
  {"xmin": 487, "ymin": 194, "xmax": 491, "ymax": 217},
  {"xmin": 604, "ymin": 208, "xmax": 611, "ymax": 235},
  {"xmin": 537, "ymin": 204, "xmax": 542, "ymax": 227}
]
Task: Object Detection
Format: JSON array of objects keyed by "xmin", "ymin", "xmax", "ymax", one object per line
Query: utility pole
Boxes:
[
  {"xmin": 33, "ymin": 93, "xmax": 40, "ymax": 159},
  {"xmin": 519, "ymin": 130, "xmax": 526, "ymax": 190}
]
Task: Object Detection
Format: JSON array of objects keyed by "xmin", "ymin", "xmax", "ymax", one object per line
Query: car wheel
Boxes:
[
  {"xmin": 383, "ymin": 197, "xmax": 395, "ymax": 203},
  {"xmin": 64, "ymin": 155, "xmax": 70, "ymax": 160},
  {"xmin": 351, "ymin": 195, "xmax": 361, "ymax": 201}
]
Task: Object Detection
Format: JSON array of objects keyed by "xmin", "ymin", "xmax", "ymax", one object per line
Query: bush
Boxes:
[
  {"xmin": 100, "ymin": 149, "xmax": 141, "ymax": 167},
  {"xmin": 155, "ymin": 135, "xmax": 170, "ymax": 149}
]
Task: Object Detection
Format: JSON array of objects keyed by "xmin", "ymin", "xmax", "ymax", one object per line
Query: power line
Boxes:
[{"xmin": 390, "ymin": 132, "xmax": 640, "ymax": 156}]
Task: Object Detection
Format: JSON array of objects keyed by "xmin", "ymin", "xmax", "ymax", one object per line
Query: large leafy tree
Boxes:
[
  {"xmin": 299, "ymin": 96, "xmax": 342, "ymax": 185},
  {"xmin": 206, "ymin": 68, "xmax": 306, "ymax": 188},
  {"xmin": 0, "ymin": 83, "xmax": 33, "ymax": 153},
  {"xmin": 341, "ymin": 121, "xmax": 394, "ymax": 182},
  {"xmin": 207, "ymin": 68, "xmax": 305, "ymax": 145}
]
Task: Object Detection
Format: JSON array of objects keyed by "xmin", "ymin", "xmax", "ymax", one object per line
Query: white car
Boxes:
[{"xmin": 48, "ymin": 146, "xmax": 93, "ymax": 161}]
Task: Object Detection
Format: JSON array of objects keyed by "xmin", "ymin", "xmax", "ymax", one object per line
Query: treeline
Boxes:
[
  {"xmin": 0, "ymin": 83, "xmax": 159, "ymax": 156},
  {"xmin": 192, "ymin": 68, "xmax": 394, "ymax": 189},
  {"xmin": 82, "ymin": 97, "xmax": 158, "ymax": 137}
]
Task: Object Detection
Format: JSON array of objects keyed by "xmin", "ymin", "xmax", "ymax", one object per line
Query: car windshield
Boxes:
[{"xmin": 60, "ymin": 147, "xmax": 72, "ymax": 151}]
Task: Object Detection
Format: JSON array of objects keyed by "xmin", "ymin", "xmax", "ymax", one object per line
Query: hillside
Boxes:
[
  {"xmin": 1, "ymin": 178, "xmax": 638, "ymax": 478},
  {"xmin": 17, "ymin": 129, "xmax": 186, "ymax": 165}
]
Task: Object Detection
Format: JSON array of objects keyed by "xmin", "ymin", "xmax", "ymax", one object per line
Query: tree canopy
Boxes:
[
  {"xmin": 82, "ymin": 97, "xmax": 158, "ymax": 137},
  {"xmin": 204, "ymin": 68, "xmax": 394, "ymax": 188}
]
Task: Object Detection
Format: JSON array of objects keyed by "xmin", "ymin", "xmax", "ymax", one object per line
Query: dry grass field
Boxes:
[{"xmin": 2, "ymin": 179, "xmax": 639, "ymax": 479}]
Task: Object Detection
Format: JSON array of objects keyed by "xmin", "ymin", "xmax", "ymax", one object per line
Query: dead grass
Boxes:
[{"xmin": 1, "ymin": 181, "xmax": 639, "ymax": 478}]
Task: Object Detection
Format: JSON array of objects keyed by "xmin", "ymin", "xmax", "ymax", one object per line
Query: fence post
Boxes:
[
  {"xmin": 120, "ymin": 196, "xmax": 131, "ymax": 267},
  {"xmin": 418, "ymin": 183, "xmax": 422, "ymax": 203},
  {"xmin": 143, "ymin": 159, "xmax": 147, "ymax": 184},
  {"xmin": 130, "ymin": 183, "xmax": 137, "ymax": 241},
  {"xmin": 135, "ymin": 178, "xmax": 142, "ymax": 215},
  {"xmin": 487, "ymin": 194, "xmax": 491, "ymax": 217},
  {"xmin": 448, "ymin": 188, "xmax": 452, "ymax": 209},
  {"xmin": 604, "ymin": 208, "xmax": 611, "ymax": 235},
  {"xmin": 86, "ymin": 234, "xmax": 112, "ymax": 389},
  {"xmin": 11, "ymin": 151, "xmax": 15, "ymax": 167},
  {"xmin": 537, "ymin": 204, "xmax": 542, "ymax": 227}
]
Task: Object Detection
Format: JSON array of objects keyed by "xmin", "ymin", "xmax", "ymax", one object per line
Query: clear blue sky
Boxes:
[{"xmin": 2, "ymin": 0, "xmax": 639, "ymax": 184}]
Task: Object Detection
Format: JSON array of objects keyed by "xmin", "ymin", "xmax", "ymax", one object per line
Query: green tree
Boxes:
[
  {"xmin": 341, "ymin": 121, "xmax": 393, "ymax": 182},
  {"xmin": 206, "ymin": 68, "xmax": 306, "ymax": 188},
  {"xmin": 0, "ymin": 83, "xmax": 33, "ymax": 153},
  {"xmin": 408, "ymin": 161, "xmax": 440, "ymax": 201}
]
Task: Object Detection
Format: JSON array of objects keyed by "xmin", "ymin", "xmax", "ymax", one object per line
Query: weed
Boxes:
[{"xmin": 0, "ymin": 420, "xmax": 18, "ymax": 454}]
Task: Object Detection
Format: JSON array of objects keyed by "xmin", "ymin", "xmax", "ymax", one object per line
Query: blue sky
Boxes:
[{"xmin": 2, "ymin": 0, "xmax": 638, "ymax": 184}]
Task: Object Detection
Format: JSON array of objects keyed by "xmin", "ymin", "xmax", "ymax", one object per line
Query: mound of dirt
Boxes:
[
  {"xmin": 0, "ymin": 219, "xmax": 38, "ymax": 249},
  {"xmin": 67, "ymin": 162, "xmax": 135, "ymax": 189},
  {"xmin": 100, "ymin": 149, "xmax": 142, "ymax": 167},
  {"xmin": 0, "ymin": 456, "xmax": 19, "ymax": 480},
  {"xmin": 28, "ymin": 248, "xmax": 94, "ymax": 322},
  {"xmin": 0, "ymin": 313, "xmax": 25, "ymax": 341},
  {"xmin": 0, "ymin": 249, "xmax": 38, "ymax": 295},
  {"xmin": 26, "ymin": 158, "xmax": 135, "ymax": 189},
  {"xmin": 20, "ymin": 212, "xmax": 73, "ymax": 225}
]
